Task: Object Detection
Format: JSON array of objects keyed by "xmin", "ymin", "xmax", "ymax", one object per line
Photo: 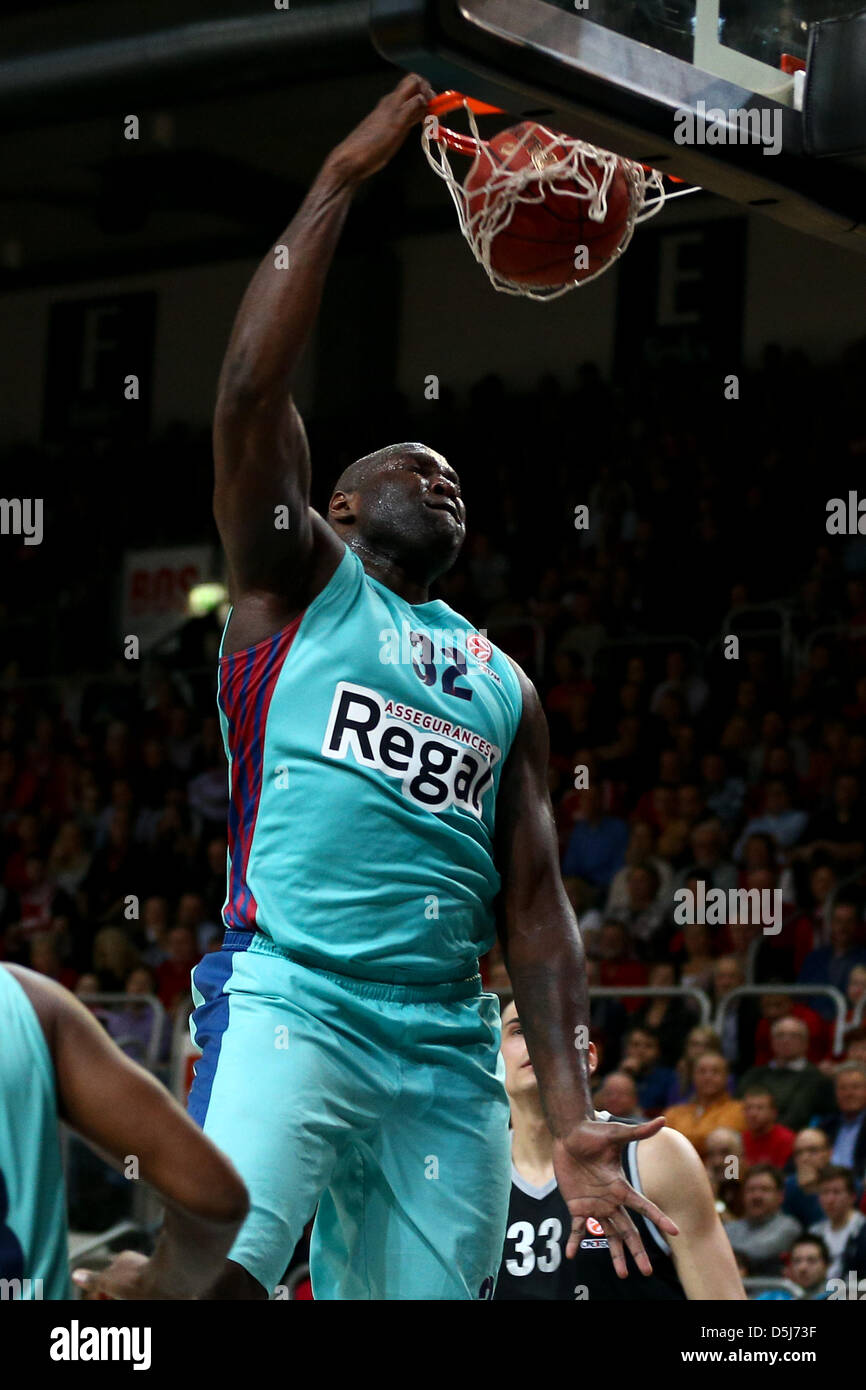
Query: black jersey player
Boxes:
[{"xmin": 495, "ymin": 999, "xmax": 745, "ymax": 1300}]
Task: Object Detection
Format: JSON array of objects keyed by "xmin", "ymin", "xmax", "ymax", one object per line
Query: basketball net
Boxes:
[{"xmin": 422, "ymin": 98, "xmax": 668, "ymax": 300}]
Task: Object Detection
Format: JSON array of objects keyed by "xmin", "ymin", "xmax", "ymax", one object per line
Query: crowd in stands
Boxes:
[{"xmin": 2, "ymin": 340, "xmax": 866, "ymax": 1288}]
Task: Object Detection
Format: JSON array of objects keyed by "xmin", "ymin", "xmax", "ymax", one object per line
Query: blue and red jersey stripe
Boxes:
[{"xmin": 217, "ymin": 616, "xmax": 303, "ymax": 932}]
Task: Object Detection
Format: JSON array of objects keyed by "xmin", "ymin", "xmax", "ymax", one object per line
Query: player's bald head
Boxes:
[
  {"xmin": 331, "ymin": 448, "xmax": 395, "ymax": 498},
  {"xmin": 331, "ymin": 442, "xmax": 450, "ymax": 499}
]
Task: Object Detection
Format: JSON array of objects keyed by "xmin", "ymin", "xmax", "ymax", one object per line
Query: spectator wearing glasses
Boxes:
[{"xmin": 725, "ymin": 1165, "xmax": 802, "ymax": 1277}]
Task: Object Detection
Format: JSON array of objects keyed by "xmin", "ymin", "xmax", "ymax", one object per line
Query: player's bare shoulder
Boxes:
[
  {"xmin": 633, "ymin": 1124, "xmax": 716, "ymax": 1216},
  {"xmin": 503, "ymin": 655, "xmax": 543, "ymax": 722}
]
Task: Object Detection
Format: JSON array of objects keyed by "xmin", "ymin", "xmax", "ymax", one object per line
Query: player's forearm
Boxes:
[
  {"xmin": 675, "ymin": 1237, "xmax": 747, "ymax": 1300},
  {"xmin": 503, "ymin": 909, "xmax": 594, "ymax": 1137},
  {"xmin": 139, "ymin": 1199, "xmax": 248, "ymax": 1300},
  {"xmin": 216, "ymin": 156, "xmax": 360, "ymax": 407}
]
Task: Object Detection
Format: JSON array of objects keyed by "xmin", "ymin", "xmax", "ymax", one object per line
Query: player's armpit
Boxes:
[{"xmin": 636, "ymin": 1126, "xmax": 747, "ymax": 1300}]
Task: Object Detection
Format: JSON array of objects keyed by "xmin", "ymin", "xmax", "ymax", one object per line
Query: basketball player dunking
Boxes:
[
  {"xmin": 496, "ymin": 1000, "xmax": 746, "ymax": 1300},
  {"xmin": 176, "ymin": 74, "xmax": 677, "ymax": 1301}
]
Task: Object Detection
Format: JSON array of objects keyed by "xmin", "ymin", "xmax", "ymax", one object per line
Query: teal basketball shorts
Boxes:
[{"xmin": 188, "ymin": 932, "xmax": 511, "ymax": 1299}]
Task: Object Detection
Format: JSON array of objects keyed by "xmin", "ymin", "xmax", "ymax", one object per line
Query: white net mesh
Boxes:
[{"xmin": 422, "ymin": 104, "xmax": 667, "ymax": 300}]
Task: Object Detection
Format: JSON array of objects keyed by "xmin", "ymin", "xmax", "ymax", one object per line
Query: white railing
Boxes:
[{"xmin": 715, "ymin": 983, "xmax": 848, "ymax": 1056}]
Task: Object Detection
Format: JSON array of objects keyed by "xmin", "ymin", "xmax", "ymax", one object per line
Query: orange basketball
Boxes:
[{"xmin": 464, "ymin": 122, "xmax": 633, "ymax": 289}]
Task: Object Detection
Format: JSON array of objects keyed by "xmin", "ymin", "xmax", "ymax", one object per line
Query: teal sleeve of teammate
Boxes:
[{"xmin": 0, "ymin": 966, "xmax": 71, "ymax": 1300}]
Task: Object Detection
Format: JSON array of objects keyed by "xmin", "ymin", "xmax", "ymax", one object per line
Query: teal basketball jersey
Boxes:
[
  {"xmin": 0, "ymin": 966, "xmax": 70, "ymax": 1299},
  {"xmin": 217, "ymin": 542, "xmax": 524, "ymax": 983}
]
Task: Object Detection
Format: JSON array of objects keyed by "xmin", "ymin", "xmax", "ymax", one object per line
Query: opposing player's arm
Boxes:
[
  {"xmin": 10, "ymin": 965, "xmax": 249, "ymax": 1299},
  {"xmin": 494, "ymin": 662, "xmax": 677, "ymax": 1276},
  {"xmin": 213, "ymin": 75, "xmax": 433, "ymax": 606},
  {"xmin": 636, "ymin": 1127, "xmax": 746, "ymax": 1300}
]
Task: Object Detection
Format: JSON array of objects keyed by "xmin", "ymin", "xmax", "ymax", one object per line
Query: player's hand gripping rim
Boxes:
[
  {"xmin": 328, "ymin": 73, "xmax": 436, "ymax": 184},
  {"xmin": 554, "ymin": 1115, "xmax": 679, "ymax": 1278}
]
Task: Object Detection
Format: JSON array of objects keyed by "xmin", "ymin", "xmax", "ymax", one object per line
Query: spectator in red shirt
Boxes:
[
  {"xmin": 594, "ymin": 919, "xmax": 648, "ymax": 1011},
  {"xmin": 155, "ymin": 924, "xmax": 200, "ymax": 1013},
  {"xmin": 546, "ymin": 648, "xmax": 594, "ymax": 716},
  {"xmin": 4, "ymin": 855, "xmax": 75, "ymax": 961},
  {"xmin": 784, "ymin": 861, "xmax": 837, "ymax": 975},
  {"xmin": 742, "ymin": 1085, "xmax": 796, "ymax": 1168}
]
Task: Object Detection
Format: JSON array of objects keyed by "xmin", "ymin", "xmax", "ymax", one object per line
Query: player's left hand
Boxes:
[{"xmin": 553, "ymin": 1117, "xmax": 679, "ymax": 1278}]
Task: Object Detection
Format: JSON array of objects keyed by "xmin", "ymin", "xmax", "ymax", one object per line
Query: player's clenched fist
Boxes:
[{"xmin": 327, "ymin": 74, "xmax": 436, "ymax": 184}]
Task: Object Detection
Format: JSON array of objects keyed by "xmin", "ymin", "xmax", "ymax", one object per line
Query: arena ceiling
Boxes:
[{"xmin": 0, "ymin": 0, "xmax": 459, "ymax": 290}]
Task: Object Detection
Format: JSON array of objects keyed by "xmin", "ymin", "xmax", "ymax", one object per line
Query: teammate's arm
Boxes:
[
  {"xmin": 494, "ymin": 663, "xmax": 678, "ymax": 1276},
  {"xmin": 9, "ymin": 965, "xmax": 249, "ymax": 1299},
  {"xmin": 212, "ymin": 75, "xmax": 433, "ymax": 612},
  {"xmin": 636, "ymin": 1127, "xmax": 747, "ymax": 1299}
]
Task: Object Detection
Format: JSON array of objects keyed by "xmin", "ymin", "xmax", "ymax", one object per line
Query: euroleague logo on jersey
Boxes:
[
  {"xmin": 580, "ymin": 1216, "xmax": 609, "ymax": 1251},
  {"xmin": 322, "ymin": 681, "xmax": 501, "ymax": 818},
  {"xmin": 467, "ymin": 633, "xmax": 492, "ymax": 663}
]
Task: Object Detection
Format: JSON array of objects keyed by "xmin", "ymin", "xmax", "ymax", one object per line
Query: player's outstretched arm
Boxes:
[
  {"xmin": 493, "ymin": 663, "xmax": 678, "ymax": 1277},
  {"xmin": 635, "ymin": 1127, "xmax": 747, "ymax": 1299},
  {"xmin": 213, "ymin": 74, "xmax": 433, "ymax": 607},
  {"xmin": 9, "ymin": 965, "xmax": 249, "ymax": 1299}
]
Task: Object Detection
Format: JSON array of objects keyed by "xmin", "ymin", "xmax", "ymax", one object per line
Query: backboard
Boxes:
[{"xmin": 370, "ymin": 0, "xmax": 866, "ymax": 248}]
